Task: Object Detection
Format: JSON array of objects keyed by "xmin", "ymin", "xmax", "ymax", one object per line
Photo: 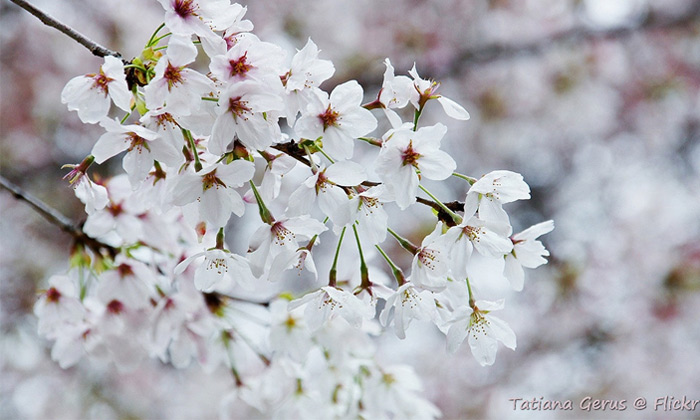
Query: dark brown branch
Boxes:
[
  {"xmin": 271, "ymin": 141, "xmax": 312, "ymax": 167},
  {"xmin": 0, "ymin": 174, "xmax": 117, "ymax": 257},
  {"xmin": 416, "ymin": 197, "xmax": 464, "ymax": 227},
  {"xmin": 1, "ymin": 174, "xmax": 79, "ymax": 235},
  {"xmin": 8, "ymin": 0, "xmax": 122, "ymax": 58}
]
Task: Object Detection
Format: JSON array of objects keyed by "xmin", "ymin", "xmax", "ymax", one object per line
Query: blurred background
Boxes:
[{"xmin": 1, "ymin": 0, "xmax": 699, "ymax": 418}]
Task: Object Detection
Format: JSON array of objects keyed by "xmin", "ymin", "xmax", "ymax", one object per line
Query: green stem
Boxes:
[
  {"xmin": 249, "ymin": 181, "xmax": 274, "ymax": 224},
  {"xmin": 149, "ymin": 32, "xmax": 172, "ymax": 47},
  {"xmin": 317, "ymin": 147, "xmax": 335, "ymax": 164},
  {"xmin": 352, "ymin": 224, "xmax": 370, "ymax": 289},
  {"xmin": 387, "ymin": 227, "xmax": 419, "ymax": 255},
  {"xmin": 419, "ymin": 184, "xmax": 462, "ymax": 224},
  {"xmin": 466, "ymin": 277, "xmax": 475, "ymax": 309},
  {"xmin": 78, "ymin": 266, "xmax": 87, "ymax": 301},
  {"xmin": 375, "ymin": 245, "xmax": 405, "ymax": 286},
  {"xmin": 452, "ymin": 172, "xmax": 477, "ymax": 185},
  {"xmin": 216, "ymin": 228, "xmax": 225, "ymax": 250},
  {"xmin": 329, "ymin": 227, "xmax": 347, "ymax": 287},
  {"xmin": 201, "ymin": 96, "xmax": 219, "ymax": 102},
  {"xmin": 412, "ymin": 107, "xmax": 423, "ymax": 131},
  {"xmin": 357, "ymin": 137, "xmax": 382, "ymax": 147},
  {"xmin": 146, "ymin": 23, "xmax": 165, "ymax": 48},
  {"xmin": 182, "ymin": 129, "xmax": 202, "ymax": 172},
  {"xmin": 120, "ymin": 111, "xmax": 132, "ymax": 124}
]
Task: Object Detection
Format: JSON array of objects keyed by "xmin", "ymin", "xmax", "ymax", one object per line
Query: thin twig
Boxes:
[
  {"xmin": 8, "ymin": 0, "xmax": 122, "ymax": 58},
  {"xmin": 0, "ymin": 174, "xmax": 118, "ymax": 257},
  {"xmin": 0, "ymin": 174, "xmax": 80, "ymax": 235}
]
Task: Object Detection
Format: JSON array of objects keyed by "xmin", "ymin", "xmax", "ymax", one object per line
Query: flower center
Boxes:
[
  {"xmin": 469, "ymin": 310, "xmax": 490, "ymax": 340},
  {"xmin": 107, "ymin": 202, "xmax": 124, "ymax": 217},
  {"xmin": 127, "ymin": 132, "xmax": 151, "ymax": 153},
  {"xmin": 206, "ymin": 257, "xmax": 229, "ymax": 275},
  {"xmin": 284, "ymin": 314, "xmax": 297, "ymax": 331},
  {"xmin": 401, "ymin": 141, "xmax": 421, "ymax": 167},
  {"xmin": 321, "ymin": 292, "xmax": 342, "ymax": 311},
  {"xmin": 164, "ymin": 62, "xmax": 184, "ymax": 90},
  {"xmin": 417, "ymin": 247, "xmax": 439, "ymax": 270},
  {"xmin": 359, "ymin": 195, "xmax": 380, "ymax": 216},
  {"xmin": 462, "ymin": 225, "xmax": 483, "ymax": 243},
  {"xmin": 401, "ymin": 286, "xmax": 420, "ymax": 308},
  {"xmin": 173, "ymin": 0, "xmax": 198, "ymax": 18},
  {"xmin": 46, "ymin": 287, "xmax": 61, "ymax": 303},
  {"xmin": 318, "ymin": 105, "xmax": 340, "ymax": 130},
  {"xmin": 228, "ymin": 96, "xmax": 252, "ymax": 119},
  {"xmin": 107, "ymin": 299, "xmax": 124, "ymax": 314},
  {"xmin": 229, "ymin": 52, "xmax": 253, "ymax": 78},
  {"xmin": 155, "ymin": 112, "xmax": 177, "ymax": 129},
  {"xmin": 271, "ymin": 222, "xmax": 296, "ymax": 246},
  {"xmin": 91, "ymin": 70, "xmax": 114, "ymax": 96},
  {"xmin": 117, "ymin": 263, "xmax": 135, "ymax": 278},
  {"xmin": 315, "ymin": 172, "xmax": 330, "ymax": 194},
  {"xmin": 202, "ymin": 170, "xmax": 227, "ymax": 191}
]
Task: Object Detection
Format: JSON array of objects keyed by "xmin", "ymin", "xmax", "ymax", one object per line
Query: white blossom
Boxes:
[
  {"xmin": 446, "ymin": 299, "xmax": 516, "ymax": 366},
  {"xmin": 61, "ymin": 56, "xmax": 131, "ymax": 124}
]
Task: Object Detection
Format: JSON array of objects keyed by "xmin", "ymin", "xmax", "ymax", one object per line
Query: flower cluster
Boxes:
[{"xmin": 39, "ymin": 0, "xmax": 553, "ymax": 417}]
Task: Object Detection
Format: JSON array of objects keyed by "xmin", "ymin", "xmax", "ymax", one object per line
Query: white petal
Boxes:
[
  {"xmin": 468, "ymin": 332, "xmax": 498, "ymax": 366},
  {"xmin": 209, "ymin": 113, "xmax": 236, "ymax": 155},
  {"xmin": 437, "ymin": 96, "xmax": 470, "ymax": 120},
  {"xmin": 513, "ymin": 220, "xmax": 555, "ymax": 241},
  {"xmin": 325, "ymin": 160, "xmax": 366, "ymax": 185},
  {"xmin": 488, "ymin": 315, "xmax": 517, "ymax": 350},
  {"xmin": 92, "ymin": 132, "xmax": 129, "ymax": 164},
  {"xmin": 504, "ymin": 255, "xmax": 524, "ymax": 291},
  {"xmin": 167, "ymin": 34, "xmax": 198, "ymax": 65},
  {"xmin": 417, "ymin": 150, "xmax": 456, "ymax": 180},
  {"xmin": 446, "ymin": 318, "xmax": 470, "ymax": 353}
]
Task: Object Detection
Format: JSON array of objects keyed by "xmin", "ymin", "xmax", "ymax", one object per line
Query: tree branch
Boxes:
[
  {"xmin": 8, "ymin": 0, "xmax": 122, "ymax": 58},
  {"xmin": 1, "ymin": 174, "xmax": 80, "ymax": 235},
  {"xmin": 0, "ymin": 174, "xmax": 117, "ymax": 257}
]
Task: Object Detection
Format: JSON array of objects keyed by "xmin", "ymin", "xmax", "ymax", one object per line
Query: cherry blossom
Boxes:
[
  {"xmin": 464, "ymin": 170, "xmax": 531, "ymax": 225},
  {"xmin": 380, "ymin": 282, "xmax": 437, "ymax": 339},
  {"xmin": 247, "ymin": 216, "xmax": 327, "ymax": 280},
  {"xmin": 34, "ymin": 273, "xmax": 85, "ymax": 337},
  {"xmin": 446, "ymin": 299, "xmax": 516, "ymax": 366},
  {"xmin": 209, "ymin": 34, "xmax": 285, "ymax": 85},
  {"xmin": 344, "ymin": 185, "xmax": 389, "ymax": 245},
  {"xmin": 170, "ymin": 160, "xmax": 255, "ymax": 228},
  {"xmin": 144, "ymin": 35, "xmax": 215, "ymax": 116},
  {"xmin": 92, "ymin": 118, "xmax": 181, "ymax": 186},
  {"xmin": 96, "ymin": 256, "xmax": 155, "ymax": 309},
  {"xmin": 158, "ymin": 0, "xmax": 240, "ymax": 39},
  {"xmin": 175, "ymin": 248, "xmax": 256, "ymax": 292},
  {"xmin": 408, "ymin": 64, "xmax": 471, "ymax": 120},
  {"xmin": 410, "ymin": 223, "xmax": 452, "ymax": 291},
  {"xmin": 505, "ymin": 220, "xmax": 555, "ymax": 291},
  {"xmin": 375, "ymin": 123, "xmax": 456, "ymax": 209},
  {"xmin": 209, "ymin": 80, "xmax": 284, "ymax": 154},
  {"xmin": 286, "ymin": 160, "xmax": 367, "ymax": 226},
  {"xmin": 61, "ymin": 56, "xmax": 131, "ymax": 124},
  {"xmin": 283, "ymin": 38, "xmax": 335, "ymax": 119},
  {"xmin": 295, "ymin": 80, "xmax": 377, "ymax": 160},
  {"xmin": 289, "ymin": 286, "xmax": 374, "ymax": 331}
]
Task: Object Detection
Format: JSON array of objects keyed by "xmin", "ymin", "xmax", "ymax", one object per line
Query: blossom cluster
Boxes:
[{"xmin": 36, "ymin": 0, "xmax": 553, "ymax": 417}]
